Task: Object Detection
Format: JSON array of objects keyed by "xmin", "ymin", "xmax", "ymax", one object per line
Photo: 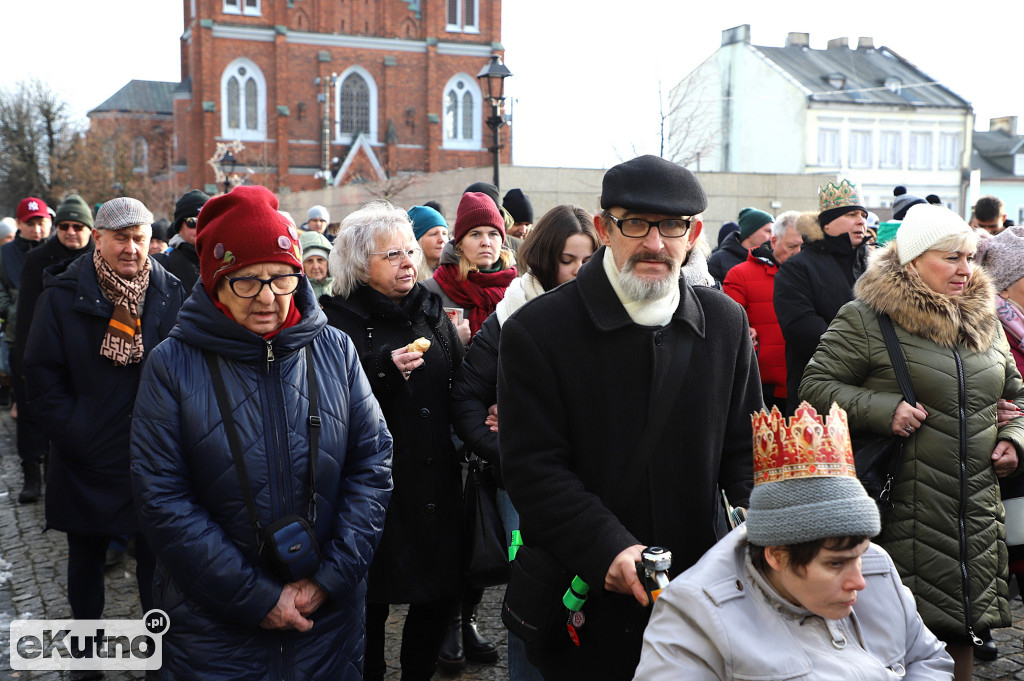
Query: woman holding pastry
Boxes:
[{"xmin": 322, "ymin": 200, "xmax": 465, "ymax": 681}]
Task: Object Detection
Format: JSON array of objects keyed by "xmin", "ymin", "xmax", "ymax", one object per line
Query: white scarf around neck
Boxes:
[
  {"xmin": 496, "ymin": 271, "xmax": 546, "ymax": 326},
  {"xmin": 602, "ymin": 249, "xmax": 680, "ymax": 327}
]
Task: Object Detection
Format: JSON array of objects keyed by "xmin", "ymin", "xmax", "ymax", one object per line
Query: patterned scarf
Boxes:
[
  {"xmin": 94, "ymin": 249, "xmax": 150, "ymax": 366},
  {"xmin": 431, "ymin": 263, "xmax": 516, "ymax": 337},
  {"xmin": 997, "ymin": 295, "xmax": 1024, "ymax": 355}
]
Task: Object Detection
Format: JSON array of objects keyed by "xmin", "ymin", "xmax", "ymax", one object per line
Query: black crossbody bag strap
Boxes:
[
  {"xmin": 609, "ymin": 327, "xmax": 695, "ymax": 511},
  {"xmin": 304, "ymin": 346, "xmax": 321, "ymax": 523},
  {"xmin": 877, "ymin": 312, "xmax": 916, "ymax": 504},
  {"xmin": 204, "ymin": 351, "xmax": 265, "ymax": 552},
  {"xmin": 203, "ymin": 346, "xmax": 321, "ymax": 551},
  {"xmin": 878, "ymin": 312, "xmax": 916, "ymax": 405}
]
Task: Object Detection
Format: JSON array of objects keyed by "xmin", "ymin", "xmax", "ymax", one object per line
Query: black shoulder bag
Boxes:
[
  {"xmin": 850, "ymin": 312, "xmax": 916, "ymax": 515},
  {"xmin": 204, "ymin": 347, "xmax": 323, "ymax": 582}
]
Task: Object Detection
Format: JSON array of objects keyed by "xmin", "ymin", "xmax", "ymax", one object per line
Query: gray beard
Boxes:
[{"xmin": 619, "ymin": 260, "xmax": 680, "ymax": 301}]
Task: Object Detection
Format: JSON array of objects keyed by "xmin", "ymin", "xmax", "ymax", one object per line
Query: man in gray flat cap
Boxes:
[
  {"xmin": 498, "ymin": 155, "xmax": 763, "ymax": 680},
  {"xmin": 23, "ymin": 197, "xmax": 186, "ymax": 661}
]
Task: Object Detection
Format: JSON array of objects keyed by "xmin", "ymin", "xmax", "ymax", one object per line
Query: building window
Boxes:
[
  {"xmin": 442, "ymin": 74, "xmax": 482, "ymax": 150},
  {"xmin": 224, "ymin": 0, "xmax": 260, "ymax": 15},
  {"xmin": 849, "ymin": 130, "xmax": 872, "ymax": 168},
  {"xmin": 446, "ymin": 0, "xmax": 479, "ymax": 33},
  {"xmin": 817, "ymin": 129, "xmax": 840, "ymax": 167},
  {"xmin": 938, "ymin": 132, "xmax": 961, "ymax": 170},
  {"xmin": 339, "ymin": 74, "xmax": 370, "ymax": 137},
  {"xmin": 102, "ymin": 140, "xmax": 116, "ymax": 173},
  {"xmin": 909, "ymin": 132, "xmax": 933, "ymax": 170},
  {"xmin": 880, "ymin": 131, "xmax": 901, "ymax": 168},
  {"xmin": 132, "ymin": 137, "xmax": 149, "ymax": 174},
  {"xmin": 333, "ymin": 66, "xmax": 379, "ymax": 144},
  {"xmin": 221, "ymin": 58, "xmax": 267, "ymax": 141}
]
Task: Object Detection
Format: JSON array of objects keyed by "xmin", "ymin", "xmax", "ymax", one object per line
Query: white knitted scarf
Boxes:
[
  {"xmin": 496, "ymin": 271, "xmax": 546, "ymax": 326},
  {"xmin": 602, "ymin": 250, "xmax": 679, "ymax": 327}
]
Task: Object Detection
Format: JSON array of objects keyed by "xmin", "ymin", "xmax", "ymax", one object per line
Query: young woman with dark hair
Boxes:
[{"xmin": 449, "ymin": 204, "xmax": 599, "ymax": 680}]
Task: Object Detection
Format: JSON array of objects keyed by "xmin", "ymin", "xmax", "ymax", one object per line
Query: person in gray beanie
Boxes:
[
  {"xmin": 304, "ymin": 205, "xmax": 330, "ymax": 233},
  {"xmin": 634, "ymin": 402, "xmax": 953, "ymax": 681}
]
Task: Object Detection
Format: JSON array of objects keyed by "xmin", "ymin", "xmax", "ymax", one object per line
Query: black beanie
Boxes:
[
  {"xmin": 464, "ymin": 182, "xmax": 500, "ymax": 209},
  {"xmin": 151, "ymin": 218, "xmax": 172, "ymax": 243},
  {"xmin": 174, "ymin": 189, "xmax": 211, "ymax": 229},
  {"xmin": 502, "ymin": 188, "xmax": 534, "ymax": 224}
]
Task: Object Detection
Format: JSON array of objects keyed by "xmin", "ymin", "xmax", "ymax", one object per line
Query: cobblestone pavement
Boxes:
[{"xmin": 0, "ymin": 406, "xmax": 1022, "ymax": 680}]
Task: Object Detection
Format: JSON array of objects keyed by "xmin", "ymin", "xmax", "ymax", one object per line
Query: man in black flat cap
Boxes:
[{"xmin": 498, "ymin": 155, "xmax": 762, "ymax": 680}]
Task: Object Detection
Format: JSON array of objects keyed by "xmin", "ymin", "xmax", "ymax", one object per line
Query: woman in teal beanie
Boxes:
[{"xmin": 408, "ymin": 205, "xmax": 449, "ymax": 280}]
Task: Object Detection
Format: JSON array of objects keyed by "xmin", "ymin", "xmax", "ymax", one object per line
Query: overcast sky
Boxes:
[{"xmin": 4, "ymin": 0, "xmax": 1021, "ymax": 170}]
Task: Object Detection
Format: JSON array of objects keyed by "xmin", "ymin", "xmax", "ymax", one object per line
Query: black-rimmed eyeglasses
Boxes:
[
  {"xmin": 604, "ymin": 213, "xmax": 692, "ymax": 239},
  {"xmin": 226, "ymin": 273, "xmax": 304, "ymax": 298},
  {"xmin": 371, "ymin": 248, "xmax": 422, "ymax": 266}
]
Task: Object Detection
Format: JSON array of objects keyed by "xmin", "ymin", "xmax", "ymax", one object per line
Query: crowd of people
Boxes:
[{"xmin": 3, "ymin": 161, "xmax": 1023, "ymax": 681}]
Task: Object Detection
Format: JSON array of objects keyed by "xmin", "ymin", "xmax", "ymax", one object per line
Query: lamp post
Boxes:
[
  {"xmin": 314, "ymin": 73, "xmax": 338, "ymax": 189},
  {"xmin": 476, "ymin": 55, "xmax": 512, "ymax": 190},
  {"xmin": 218, "ymin": 150, "xmax": 238, "ymax": 194},
  {"xmin": 207, "ymin": 140, "xmax": 247, "ymax": 194}
]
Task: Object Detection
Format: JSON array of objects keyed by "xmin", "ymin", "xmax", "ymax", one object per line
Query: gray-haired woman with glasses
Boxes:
[{"xmin": 323, "ymin": 200, "xmax": 466, "ymax": 681}]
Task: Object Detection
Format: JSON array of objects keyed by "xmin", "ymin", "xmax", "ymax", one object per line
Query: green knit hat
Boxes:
[
  {"xmin": 55, "ymin": 194, "xmax": 94, "ymax": 228},
  {"xmin": 299, "ymin": 230, "xmax": 332, "ymax": 262},
  {"xmin": 737, "ymin": 208, "xmax": 773, "ymax": 241}
]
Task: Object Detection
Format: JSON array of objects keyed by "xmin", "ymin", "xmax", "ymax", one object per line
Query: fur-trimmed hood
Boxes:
[{"xmin": 854, "ymin": 243, "xmax": 999, "ymax": 353}]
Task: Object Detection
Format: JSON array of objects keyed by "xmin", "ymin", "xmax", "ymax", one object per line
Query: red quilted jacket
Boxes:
[{"xmin": 723, "ymin": 250, "xmax": 786, "ymax": 398}]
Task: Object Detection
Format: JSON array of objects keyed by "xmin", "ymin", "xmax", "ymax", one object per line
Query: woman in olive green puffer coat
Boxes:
[{"xmin": 800, "ymin": 232, "xmax": 1024, "ymax": 660}]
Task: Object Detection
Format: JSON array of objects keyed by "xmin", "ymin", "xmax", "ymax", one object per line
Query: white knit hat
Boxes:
[{"xmin": 896, "ymin": 204, "xmax": 973, "ymax": 265}]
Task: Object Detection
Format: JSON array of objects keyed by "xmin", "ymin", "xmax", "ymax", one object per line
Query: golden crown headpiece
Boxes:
[
  {"xmin": 752, "ymin": 402, "xmax": 857, "ymax": 486},
  {"xmin": 818, "ymin": 179, "xmax": 862, "ymax": 212}
]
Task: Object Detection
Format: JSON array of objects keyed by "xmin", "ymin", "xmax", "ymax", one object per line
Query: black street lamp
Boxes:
[
  {"xmin": 218, "ymin": 150, "xmax": 238, "ymax": 194},
  {"xmin": 476, "ymin": 55, "xmax": 512, "ymax": 190}
]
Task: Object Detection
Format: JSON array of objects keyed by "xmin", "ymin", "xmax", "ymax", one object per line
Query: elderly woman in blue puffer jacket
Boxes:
[{"xmin": 130, "ymin": 186, "xmax": 393, "ymax": 680}]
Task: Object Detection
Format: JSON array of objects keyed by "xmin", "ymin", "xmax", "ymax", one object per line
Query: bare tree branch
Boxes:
[{"xmin": 662, "ymin": 71, "xmax": 719, "ymax": 170}]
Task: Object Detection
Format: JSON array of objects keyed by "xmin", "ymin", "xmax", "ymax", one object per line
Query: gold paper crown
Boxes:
[
  {"xmin": 751, "ymin": 402, "xmax": 857, "ymax": 486},
  {"xmin": 818, "ymin": 179, "xmax": 862, "ymax": 212}
]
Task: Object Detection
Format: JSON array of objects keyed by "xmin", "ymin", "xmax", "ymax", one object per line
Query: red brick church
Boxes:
[{"xmin": 89, "ymin": 0, "xmax": 507, "ymax": 199}]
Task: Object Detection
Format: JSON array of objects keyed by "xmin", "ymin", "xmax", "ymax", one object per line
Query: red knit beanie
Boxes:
[
  {"xmin": 195, "ymin": 185, "xmax": 303, "ymax": 296},
  {"xmin": 453, "ymin": 192, "xmax": 505, "ymax": 244}
]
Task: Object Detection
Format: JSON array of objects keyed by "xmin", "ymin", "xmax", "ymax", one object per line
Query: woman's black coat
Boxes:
[
  {"xmin": 323, "ymin": 283, "xmax": 466, "ymax": 603},
  {"xmin": 451, "ymin": 312, "xmax": 501, "ymax": 478}
]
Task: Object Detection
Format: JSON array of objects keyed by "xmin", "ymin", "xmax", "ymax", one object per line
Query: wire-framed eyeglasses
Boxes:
[
  {"xmin": 226, "ymin": 273, "xmax": 304, "ymax": 298},
  {"xmin": 371, "ymin": 248, "xmax": 422, "ymax": 266},
  {"xmin": 605, "ymin": 213, "xmax": 692, "ymax": 239}
]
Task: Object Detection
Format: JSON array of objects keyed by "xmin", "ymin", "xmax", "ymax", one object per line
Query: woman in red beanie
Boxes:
[
  {"xmin": 129, "ymin": 185, "xmax": 393, "ymax": 681},
  {"xmin": 423, "ymin": 191, "xmax": 516, "ymax": 344}
]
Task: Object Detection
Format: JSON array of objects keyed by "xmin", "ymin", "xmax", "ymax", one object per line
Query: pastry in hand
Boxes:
[{"xmin": 406, "ymin": 337, "xmax": 431, "ymax": 353}]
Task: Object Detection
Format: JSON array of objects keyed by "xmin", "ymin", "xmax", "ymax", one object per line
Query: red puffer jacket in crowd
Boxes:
[{"xmin": 723, "ymin": 245, "xmax": 786, "ymax": 399}]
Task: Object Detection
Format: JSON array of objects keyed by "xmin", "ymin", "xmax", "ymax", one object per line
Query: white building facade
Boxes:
[{"xmin": 669, "ymin": 25, "xmax": 974, "ymax": 215}]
